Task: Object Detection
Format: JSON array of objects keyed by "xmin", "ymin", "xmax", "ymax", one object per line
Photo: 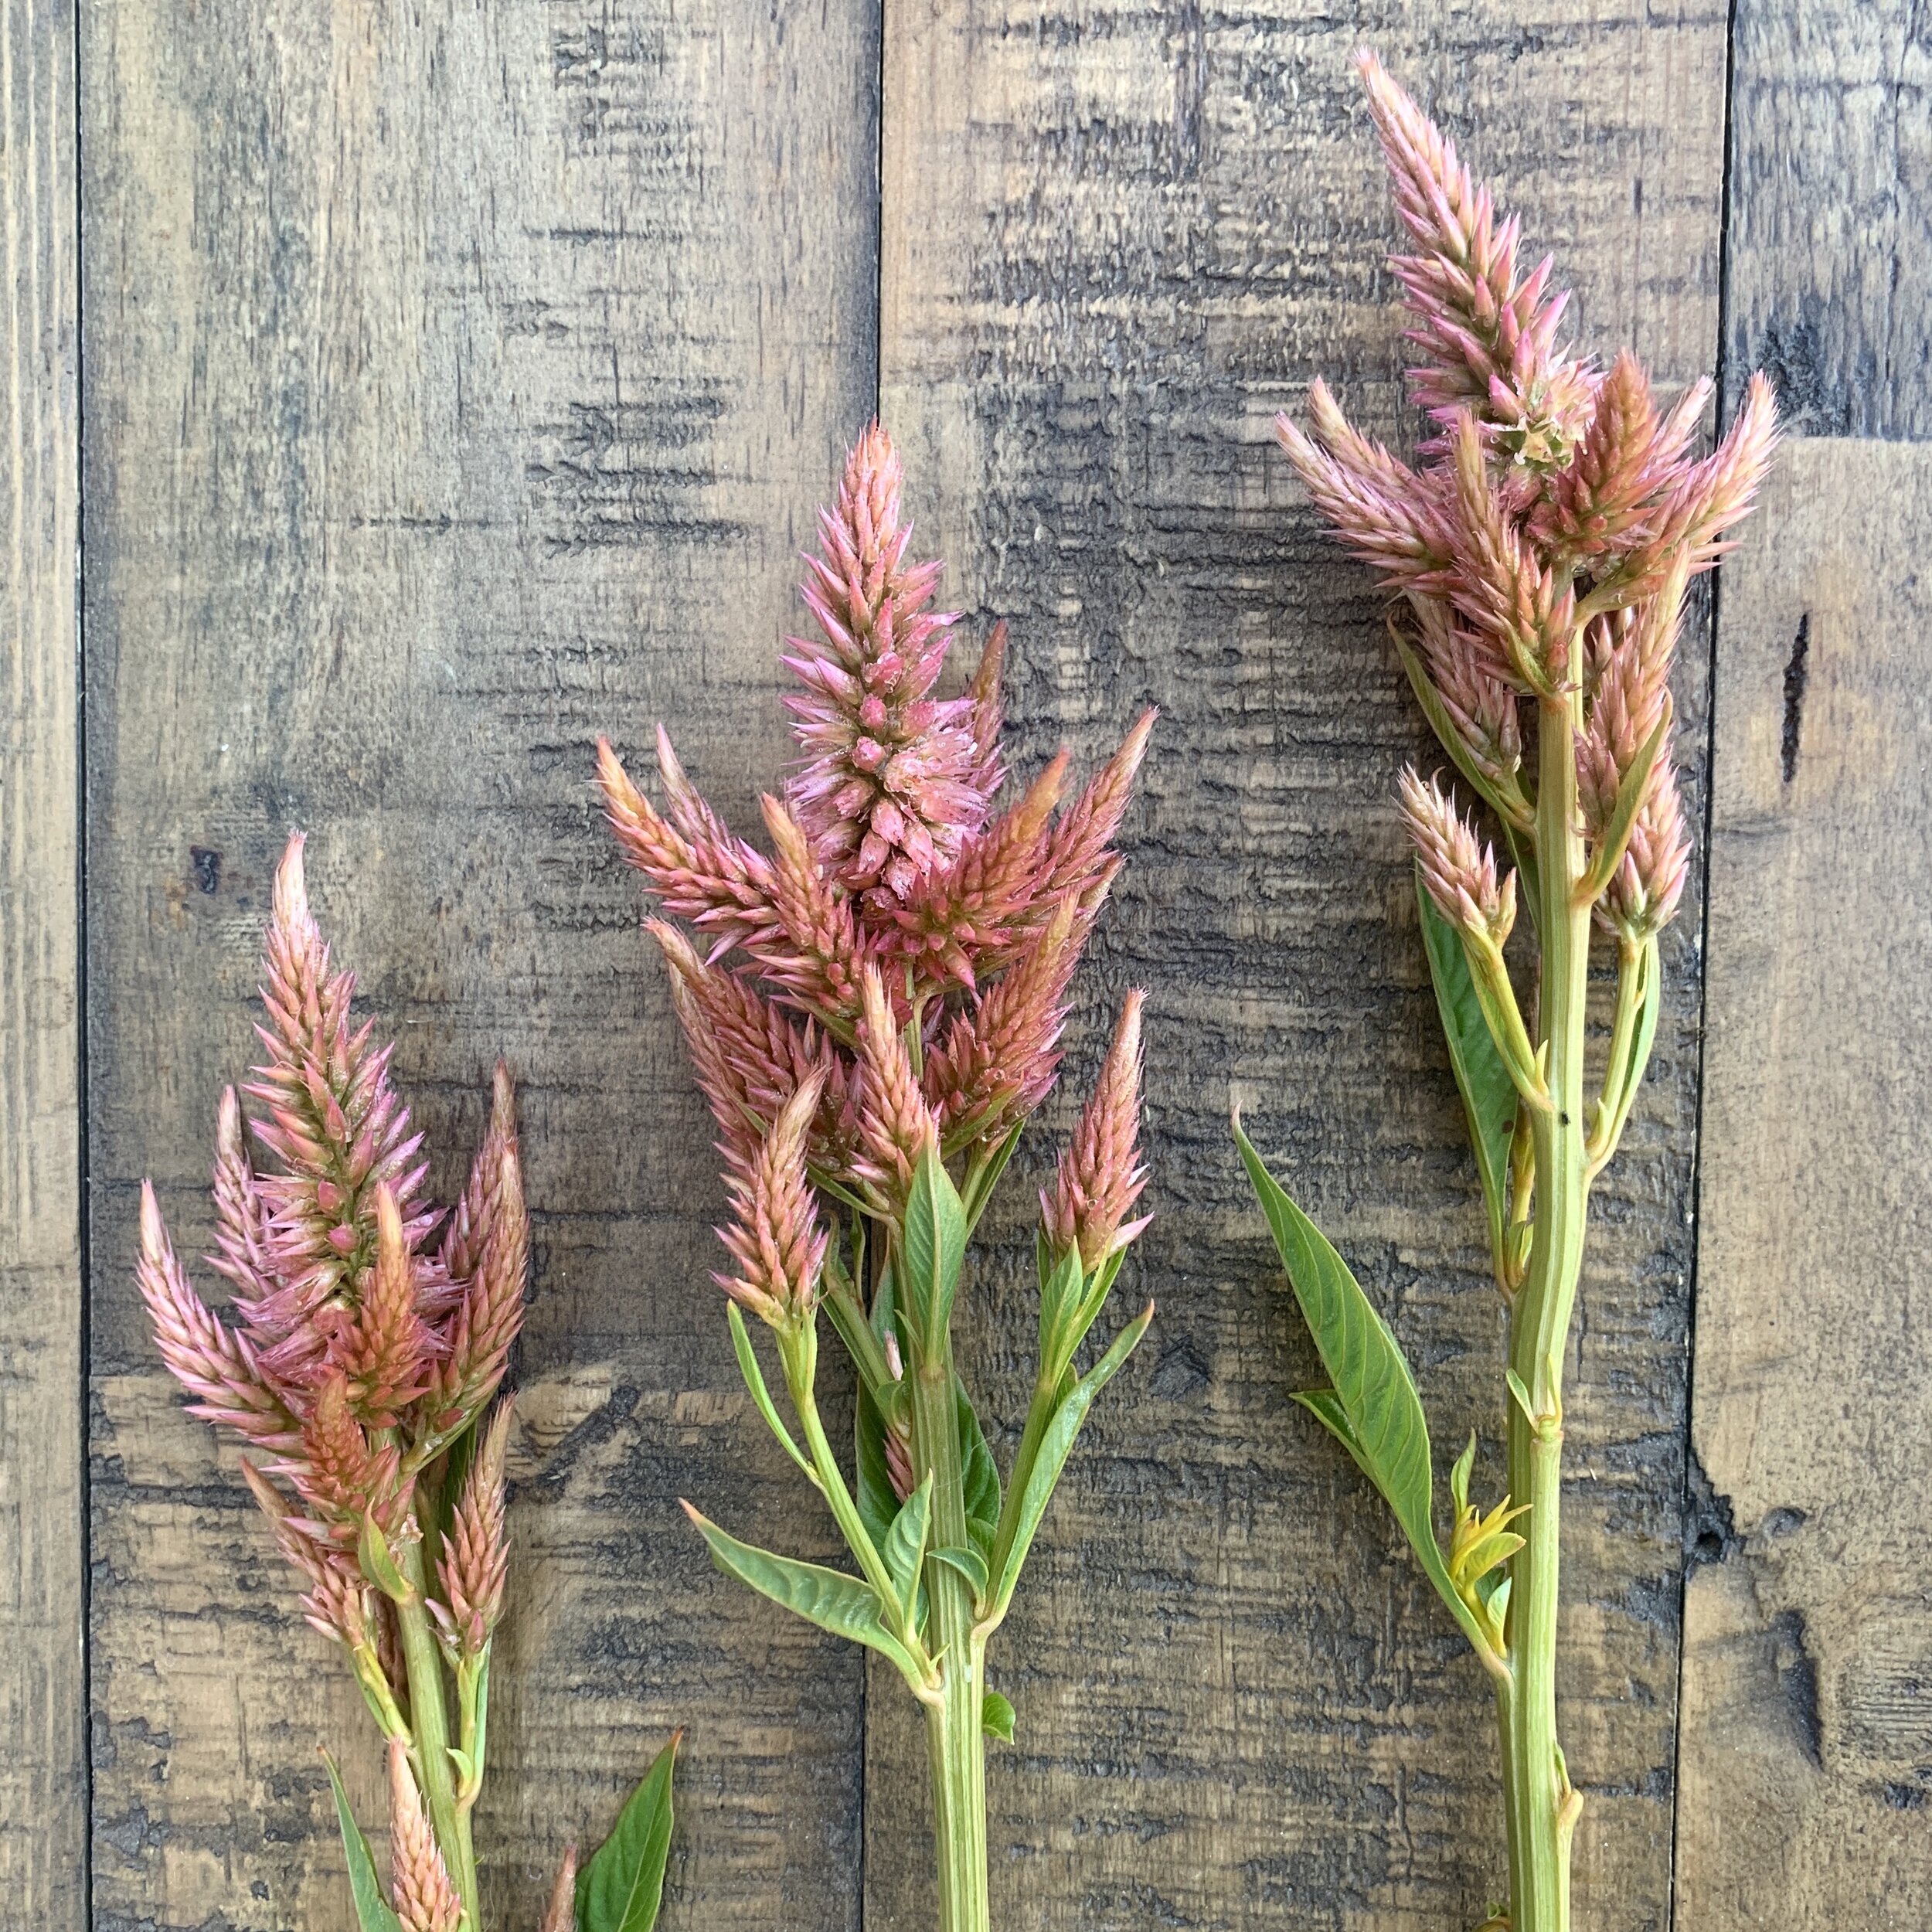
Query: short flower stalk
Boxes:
[
  {"xmin": 138, "ymin": 835, "xmax": 676, "ymax": 1932},
  {"xmin": 1239, "ymin": 53, "xmax": 1777, "ymax": 1932},
  {"xmin": 600, "ymin": 425, "xmax": 1155, "ymax": 1931}
]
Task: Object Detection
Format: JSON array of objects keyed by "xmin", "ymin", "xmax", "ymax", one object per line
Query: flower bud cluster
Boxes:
[
  {"xmin": 138, "ymin": 835, "xmax": 526, "ymax": 1672},
  {"xmin": 600, "ymin": 425, "xmax": 1155, "ymax": 1325},
  {"xmin": 1277, "ymin": 53, "xmax": 1776, "ymax": 940}
]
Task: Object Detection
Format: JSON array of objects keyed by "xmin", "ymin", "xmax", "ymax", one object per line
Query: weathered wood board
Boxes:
[
  {"xmin": 1675, "ymin": 9, "xmax": 1932, "ymax": 1923},
  {"xmin": 80, "ymin": 2, "xmax": 877, "ymax": 1927},
  {"xmin": 1678, "ymin": 437, "xmax": 1932, "ymax": 1930},
  {"xmin": 0, "ymin": 0, "xmax": 1917, "ymax": 1927},
  {"xmin": 876, "ymin": 7, "xmax": 1726, "ymax": 1927},
  {"xmin": 0, "ymin": 0, "xmax": 84, "ymax": 1926}
]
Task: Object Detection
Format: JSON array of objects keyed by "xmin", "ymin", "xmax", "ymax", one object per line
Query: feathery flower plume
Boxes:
[
  {"xmin": 137, "ymin": 834, "xmax": 679, "ymax": 1932},
  {"xmin": 432, "ymin": 1397, "xmax": 513, "ymax": 1661},
  {"xmin": 602, "ymin": 425, "xmax": 1155, "ymax": 1930},
  {"xmin": 1397, "ymin": 767, "xmax": 1516, "ymax": 945},
  {"xmin": 388, "ymin": 1739, "xmax": 464, "ymax": 1932},
  {"xmin": 784, "ymin": 424, "xmax": 999, "ymax": 906},
  {"xmin": 1043, "ymin": 991, "xmax": 1151, "ymax": 1273},
  {"xmin": 715, "ymin": 1075, "xmax": 831, "ymax": 1327},
  {"xmin": 1248, "ymin": 52, "xmax": 1781, "ymax": 1932}
]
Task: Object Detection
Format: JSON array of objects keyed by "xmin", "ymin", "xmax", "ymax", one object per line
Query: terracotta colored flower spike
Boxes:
[
  {"xmin": 1244, "ymin": 51, "xmax": 1778, "ymax": 1932},
  {"xmin": 137, "ymin": 834, "xmax": 679, "ymax": 1932},
  {"xmin": 600, "ymin": 423, "xmax": 1156, "ymax": 1932}
]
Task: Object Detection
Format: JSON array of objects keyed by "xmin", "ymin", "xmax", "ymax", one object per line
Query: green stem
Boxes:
[
  {"xmin": 396, "ymin": 1531, "xmax": 481, "ymax": 1926},
  {"xmin": 781, "ymin": 1320, "xmax": 916, "ymax": 1629},
  {"xmin": 908, "ymin": 1328, "xmax": 989, "ymax": 1932},
  {"xmin": 1501, "ymin": 690, "xmax": 1592, "ymax": 1932}
]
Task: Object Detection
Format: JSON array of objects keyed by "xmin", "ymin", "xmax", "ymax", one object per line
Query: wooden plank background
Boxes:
[{"xmin": 0, "ymin": 1, "xmax": 1921, "ymax": 1927}]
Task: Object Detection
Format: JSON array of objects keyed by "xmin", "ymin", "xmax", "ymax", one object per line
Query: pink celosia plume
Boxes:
[
  {"xmin": 1398, "ymin": 767, "xmax": 1517, "ymax": 944},
  {"xmin": 714, "ymin": 1074, "xmax": 832, "ymax": 1327},
  {"xmin": 599, "ymin": 422, "xmax": 1155, "ymax": 1327},
  {"xmin": 783, "ymin": 425, "xmax": 1001, "ymax": 909},
  {"xmin": 1279, "ymin": 53, "xmax": 1777, "ymax": 944},
  {"xmin": 138, "ymin": 832, "xmax": 529, "ymax": 1671},
  {"xmin": 388, "ymin": 1738, "xmax": 464, "ymax": 1932},
  {"xmin": 1043, "ymin": 991, "xmax": 1151, "ymax": 1274}
]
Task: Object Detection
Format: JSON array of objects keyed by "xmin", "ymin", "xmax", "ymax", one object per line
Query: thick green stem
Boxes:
[
  {"xmin": 396, "ymin": 1531, "xmax": 481, "ymax": 1926},
  {"xmin": 1501, "ymin": 692, "xmax": 1592, "ymax": 1932},
  {"xmin": 908, "ymin": 1331, "xmax": 990, "ymax": 1932}
]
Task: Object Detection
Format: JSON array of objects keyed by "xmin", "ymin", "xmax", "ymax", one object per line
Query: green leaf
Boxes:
[
  {"xmin": 1449, "ymin": 1430, "xmax": 1478, "ymax": 1516},
  {"xmin": 321, "ymin": 1750, "xmax": 404, "ymax": 1932},
  {"xmin": 357, "ymin": 1512, "xmax": 412, "ymax": 1606},
  {"xmin": 577, "ymin": 1730, "xmax": 680, "ymax": 1932},
  {"xmin": 1417, "ymin": 878, "xmax": 1518, "ymax": 1270},
  {"xmin": 930, "ymin": 1543, "xmax": 989, "ymax": 1598},
  {"xmin": 728, "ymin": 1305, "xmax": 819, "ymax": 1488},
  {"xmin": 1506, "ymin": 1368, "xmax": 1535, "ymax": 1425},
  {"xmin": 901, "ymin": 1147, "xmax": 968, "ymax": 1349},
  {"xmin": 1036, "ymin": 1240, "xmax": 1086, "ymax": 1363},
  {"xmin": 685, "ymin": 1504, "xmax": 926, "ymax": 1686},
  {"xmin": 855, "ymin": 1381, "xmax": 903, "ymax": 1559},
  {"xmin": 957, "ymin": 1379, "xmax": 1002, "ymax": 1544},
  {"xmin": 1234, "ymin": 1124, "xmax": 1488, "ymax": 1657},
  {"xmin": 1621, "ymin": 937, "xmax": 1662, "ymax": 1115},
  {"xmin": 960, "ymin": 1117, "xmax": 1026, "ymax": 1229},
  {"xmin": 986, "ymin": 1303, "xmax": 1153, "ymax": 1628},
  {"xmin": 981, "ymin": 1691, "xmax": 1016, "ymax": 1743},
  {"xmin": 880, "ymin": 1474, "xmax": 933, "ymax": 1614}
]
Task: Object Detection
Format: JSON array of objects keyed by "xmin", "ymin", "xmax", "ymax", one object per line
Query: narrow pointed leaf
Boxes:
[
  {"xmin": 321, "ymin": 1750, "xmax": 403, "ymax": 1932},
  {"xmin": 685, "ymin": 1505, "xmax": 925, "ymax": 1685},
  {"xmin": 1506, "ymin": 1368, "xmax": 1536, "ymax": 1425},
  {"xmin": 728, "ymin": 1305, "xmax": 818, "ymax": 1488},
  {"xmin": 981, "ymin": 1691, "xmax": 1016, "ymax": 1743},
  {"xmin": 957, "ymin": 1379, "xmax": 1001, "ymax": 1543},
  {"xmin": 1235, "ymin": 1124, "xmax": 1488, "ymax": 1656},
  {"xmin": 960, "ymin": 1117, "xmax": 1026, "ymax": 1229},
  {"xmin": 577, "ymin": 1730, "xmax": 679, "ymax": 1932},
  {"xmin": 855, "ymin": 1381, "xmax": 902, "ymax": 1556},
  {"xmin": 357, "ymin": 1512, "xmax": 412, "ymax": 1605},
  {"xmin": 1417, "ymin": 879, "xmax": 1517, "ymax": 1270},
  {"xmin": 930, "ymin": 1543, "xmax": 989, "ymax": 1598},
  {"xmin": 880, "ymin": 1474, "xmax": 933, "ymax": 1614},
  {"xmin": 986, "ymin": 1302, "xmax": 1153, "ymax": 1627},
  {"xmin": 902, "ymin": 1148, "xmax": 968, "ymax": 1349}
]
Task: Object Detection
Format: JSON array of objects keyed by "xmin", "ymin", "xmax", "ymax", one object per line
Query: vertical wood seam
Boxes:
[{"xmin": 1668, "ymin": 4, "xmax": 1746, "ymax": 1926}]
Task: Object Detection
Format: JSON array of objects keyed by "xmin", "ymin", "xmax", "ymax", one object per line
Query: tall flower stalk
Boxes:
[
  {"xmin": 1237, "ymin": 53, "xmax": 1777, "ymax": 1932},
  {"xmin": 138, "ymin": 835, "xmax": 676, "ymax": 1932},
  {"xmin": 600, "ymin": 425, "xmax": 1156, "ymax": 1932}
]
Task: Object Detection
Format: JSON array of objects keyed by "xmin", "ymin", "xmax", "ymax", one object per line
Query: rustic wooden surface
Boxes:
[
  {"xmin": 873, "ymin": 9, "xmax": 1724, "ymax": 1930},
  {"xmin": 0, "ymin": 1, "xmax": 1915, "ymax": 1927},
  {"xmin": 80, "ymin": 1, "xmax": 876, "ymax": 1927},
  {"xmin": 1674, "ymin": 4, "xmax": 1932, "ymax": 1921},
  {"xmin": 0, "ymin": 0, "xmax": 83, "ymax": 1925}
]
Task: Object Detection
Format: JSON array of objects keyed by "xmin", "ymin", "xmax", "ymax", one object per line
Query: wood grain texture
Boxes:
[
  {"xmin": 876, "ymin": 7, "xmax": 1726, "ymax": 1927},
  {"xmin": 1676, "ymin": 442, "xmax": 1932, "ymax": 1925},
  {"xmin": 0, "ymin": 0, "xmax": 83, "ymax": 1923},
  {"xmin": 80, "ymin": 2, "xmax": 876, "ymax": 1927},
  {"xmin": 1725, "ymin": 2, "xmax": 1931, "ymax": 440}
]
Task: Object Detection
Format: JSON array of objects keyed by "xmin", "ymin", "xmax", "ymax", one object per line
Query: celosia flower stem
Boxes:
[
  {"xmin": 777, "ymin": 1321, "xmax": 909, "ymax": 1621},
  {"xmin": 906, "ymin": 1326, "xmax": 991, "ymax": 1932},
  {"xmin": 396, "ymin": 1529, "xmax": 482, "ymax": 1926},
  {"xmin": 1495, "ymin": 689, "xmax": 1593, "ymax": 1931}
]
